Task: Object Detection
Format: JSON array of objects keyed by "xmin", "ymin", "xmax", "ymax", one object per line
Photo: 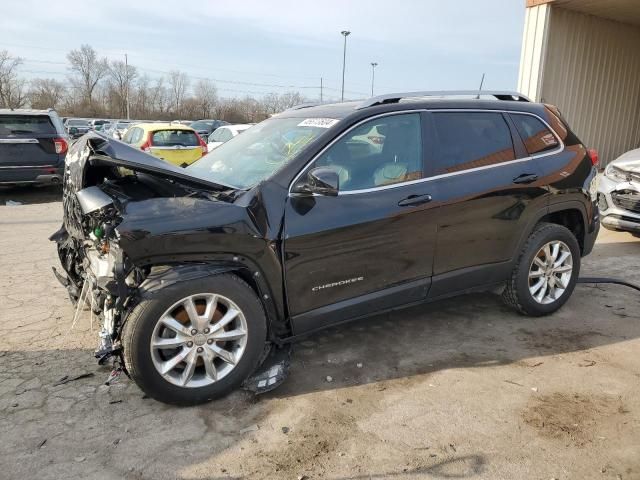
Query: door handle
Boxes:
[
  {"xmin": 512, "ymin": 173, "xmax": 539, "ymax": 184},
  {"xmin": 398, "ymin": 194, "xmax": 432, "ymax": 207}
]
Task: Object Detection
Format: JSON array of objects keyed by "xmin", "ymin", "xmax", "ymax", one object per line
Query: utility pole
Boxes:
[
  {"xmin": 370, "ymin": 62, "xmax": 378, "ymax": 97},
  {"xmin": 320, "ymin": 77, "xmax": 323, "ymax": 103},
  {"xmin": 125, "ymin": 53, "xmax": 130, "ymax": 120},
  {"xmin": 340, "ymin": 30, "xmax": 351, "ymax": 102}
]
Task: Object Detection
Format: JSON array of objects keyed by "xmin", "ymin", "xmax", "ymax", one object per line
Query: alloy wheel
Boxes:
[
  {"xmin": 150, "ymin": 293, "xmax": 248, "ymax": 388},
  {"xmin": 528, "ymin": 240, "xmax": 573, "ymax": 305}
]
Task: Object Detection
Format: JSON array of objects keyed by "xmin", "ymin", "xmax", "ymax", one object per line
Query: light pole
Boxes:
[
  {"xmin": 370, "ymin": 62, "xmax": 378, "ymax": 97},
  {"xmin": 340, "ymin": 30, "xmax": 351, "ymax": 102}
]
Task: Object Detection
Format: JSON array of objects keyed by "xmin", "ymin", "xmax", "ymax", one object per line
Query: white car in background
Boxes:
[
  {"xmin": 598, "ymin": 147, "xmax": 640, "ymax": 236},
  {"xmin": 207, "ymin": 124, "xmax": 252, "ymax": 151}
]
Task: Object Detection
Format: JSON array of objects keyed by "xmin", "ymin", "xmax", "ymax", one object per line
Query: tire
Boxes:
[
  {"xmin": 122, "ymin": 273, "xmax": 267, "ymax": 405},
  {"xmin": 503, "ymin": 222, "xmax": 581, "ymax": 316}
]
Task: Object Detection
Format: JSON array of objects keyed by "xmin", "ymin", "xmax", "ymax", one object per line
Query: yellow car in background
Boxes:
[{"xmin": 121, "ymin": 123, "xmax": 207, "ymax": 167}]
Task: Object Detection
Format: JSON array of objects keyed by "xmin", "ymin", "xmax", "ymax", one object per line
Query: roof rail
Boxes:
[
  {"xmin": 356, "ymin": 90, "xmax": 531, "ymax": 109},
  {"xmin": 283, "ymin": 102, "xmax": 321, "ymax": 112}
]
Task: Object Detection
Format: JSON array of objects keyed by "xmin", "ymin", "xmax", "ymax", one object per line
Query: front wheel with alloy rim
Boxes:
[
  {"xmin": 503, "ymin": 223, "xmax": 581, "ymax": 316},
  {"xmin": 123, "ymin": 274, "xmax": 267, "ymax": 405}
]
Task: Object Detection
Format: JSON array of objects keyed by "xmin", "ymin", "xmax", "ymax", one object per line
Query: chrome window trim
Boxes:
[
  {"xmin": 287, "ymin": 108, "xmax": 565, "ymax": 197},
  {"xmin": 0, "ymin": 138, "xmax": 39, "ymax": 144},
  {"xmin": 0, "ymin": 164, "xmax": 56, "ymax": 169}
]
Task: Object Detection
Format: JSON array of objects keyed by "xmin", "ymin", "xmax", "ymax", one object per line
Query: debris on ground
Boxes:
[
  {"xmin": 326, "ymin": 376, "xmax": 333, "ymax": 382},
  {"xmin": 108, "ymin": 399, "xmax": 123, "ymax": 404},
  {"xmin": 529, "ymin": 361, "xmax": 544, "ymax": 367},
  {"xmin": 239, "ymin": 424, "xmax": 259, "ymax": 434},
  {"xmin": 579, "ymin": 359, "xmax": 596, "ymax": 367},
  {"xmin": 52, "ymin": 372, "xmax": 94, "ymax": 386},
  {"xmin": 504, "ymin": 380, "xmax": 524, "ymax": 387},
  {"xmin": 37, "ymin": 439, "xmax": 47, "ymax": 449},
  {"xmin": 531, "ymin": 387, "xmax": 538, "ymax": 392},
  {"xmin": 356, "ymin": 363, "xmax": 363, "ymax": 368},
  {"xmin": 5, "ymin": 200, "xmax": 23, "ymax": 206},
  {"xmin": 74, "ymin": 456, "xmax": 86, "ymax": 463},
  {"xmin": 281, "ymin": 426, "xmax": 290, "ymax": 434}
]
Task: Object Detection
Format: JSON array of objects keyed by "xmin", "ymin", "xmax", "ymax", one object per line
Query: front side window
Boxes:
[
  {"xmin": 510, "ymin": 113, "xmax": 560, "ymax": 155},
  {"xmin": 432, "ymin": 112, "xmax": 515, "ymax": 174},
  {"xmin": 314, "ymin": 113, "xmax": 422, "ymax": 192}
]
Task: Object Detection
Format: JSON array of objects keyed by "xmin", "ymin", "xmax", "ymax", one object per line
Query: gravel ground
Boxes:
[{"xmin": 1, "ymin": 187, "xmax": 639, "ymax": 480}]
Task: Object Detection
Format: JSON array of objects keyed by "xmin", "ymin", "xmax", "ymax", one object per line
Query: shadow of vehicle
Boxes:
[{"xmin": 1, "ymin": 229, "xmax": 638, "ymax": 478}]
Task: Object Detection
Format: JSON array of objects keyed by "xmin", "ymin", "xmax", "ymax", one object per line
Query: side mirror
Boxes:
[{"xmin": 294, "ymin": 167, "xmax": 339, "ymax": 196}]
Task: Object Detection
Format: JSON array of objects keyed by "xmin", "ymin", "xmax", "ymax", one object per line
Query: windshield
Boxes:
[{"xmin": 186, "ymin": 116, "xmax": 335, "ymax": 189}]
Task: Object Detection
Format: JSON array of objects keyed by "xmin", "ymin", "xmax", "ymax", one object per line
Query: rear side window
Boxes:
[
  {"xmin": 151, "ymin": 130, "xmax": 199, "ymax": 147},
  {"xmin": 510, "ymin": 113, "xmax": 559, "ymax": 155},
  {"xmin": 0, "ymin": 116, "xmax": 56, "ymax": 136},
  {"xmin": 432, "ymin": 112, "xmax": 515, "ymax": 174}
]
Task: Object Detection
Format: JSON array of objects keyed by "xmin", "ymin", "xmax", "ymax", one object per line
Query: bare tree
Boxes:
[
  {"xmin": 168, "ymin": 70, "xmax": 189, "ymax": 115},
  {"xmin": 150, "ymin": 77, "xmax": 169, "ymax": 117},
  {"xmin": 66, "ymin": 44, "xmax": 109, "ymax": 109},
  {"xmin": 133, "ymin": 74, "xmax": 151, "ymax": 118},
  {"xmin": 28, "ymin": 78, "xmax": 67, "ymax": 109},
  {"xmin": 193, "ymin": 79, "xmax": 218, "ymax": 118},
  {"xmin": 108, "ymin": 59, "xmax": 137, "ymax": 117},
  {"xmin": 0, "ymin": 50, "xmax": 24, "ymax": 108}
]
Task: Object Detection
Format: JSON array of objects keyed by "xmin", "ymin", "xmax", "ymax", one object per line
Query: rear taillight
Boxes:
[
  {"xmin": 587, "ymin": 148, "xmax": 599, "ymax": 166},
  {"xmin": 53, "ymin": 138, "xmax": 68, "ymax": 155},
  {"xmin": 197, "ymin": 134, "xmax": 207, "ymax": 156},
  {"xmin": 140, "ymin": 132, "xmax": 153, "ymax": 153}
]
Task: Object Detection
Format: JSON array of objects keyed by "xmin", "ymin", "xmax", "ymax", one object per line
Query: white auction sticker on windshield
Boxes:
[{"xmin": 297, "ymin": 118, "xmax": 339, "ymax": 128}]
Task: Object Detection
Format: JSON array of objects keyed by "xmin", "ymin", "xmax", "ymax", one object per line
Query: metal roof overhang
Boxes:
[{"xmin": 527, "ymin": 0, "xmax": 640, "ymax": 27}]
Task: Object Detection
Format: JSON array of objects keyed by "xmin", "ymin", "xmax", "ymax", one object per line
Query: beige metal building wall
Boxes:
[{"xmin": 518, "ymin": 2, "xmax": 640, "ymax": 166}]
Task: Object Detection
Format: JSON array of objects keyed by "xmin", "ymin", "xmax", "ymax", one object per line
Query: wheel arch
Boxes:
[
  {"xmin": 516, "ymin": 201, "xmax": 588, "ymax": 260},
  {"xmin": 135, "ymin": 260, "xmax": 291, "ymax": 342}
]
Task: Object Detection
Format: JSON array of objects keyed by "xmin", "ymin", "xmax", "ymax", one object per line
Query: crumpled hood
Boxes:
[
  {"xmin": 610, "ymin": 147, "xmax": 640, "ymax": 174},
  {"xmin": 66, "ymin": 132, "xmax": 233, "ymax": 191}
]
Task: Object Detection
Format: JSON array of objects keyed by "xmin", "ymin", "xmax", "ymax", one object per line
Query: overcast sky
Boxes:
[{"xmin": 0, "ymin": 0, "xmax": 526, "ymax": 101}]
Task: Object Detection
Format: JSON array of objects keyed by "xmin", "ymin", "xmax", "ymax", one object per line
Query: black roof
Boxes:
[{"xmin": 276, "ymin": 93, "xmax": 546, "ymax": 120}]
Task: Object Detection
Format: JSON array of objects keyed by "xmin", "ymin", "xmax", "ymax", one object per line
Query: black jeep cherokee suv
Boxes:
[{"xmin": 52, "ymin": 91, "xmax": 599, "ymax": 405}]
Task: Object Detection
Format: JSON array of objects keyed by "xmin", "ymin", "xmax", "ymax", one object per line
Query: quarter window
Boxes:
[
  {"xmin": 510, "ymin": 113, "xmax": 559, "ymax": 155},
  {"xmin": 432, "ymin": 112, "xmax": 515, "ymax": 174},
  {"xmin": 314, "ymin": 113, "xmax": 423, "ymax": 192}
]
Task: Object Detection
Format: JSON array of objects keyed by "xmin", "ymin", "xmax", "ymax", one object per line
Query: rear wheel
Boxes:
[
  {"xmin": 503, "ymin": 223, "xmax": 580, "ymax": 316},
  {"xmin": 123, "ymin": 274, "xmax": 267, "ymax": 405}
]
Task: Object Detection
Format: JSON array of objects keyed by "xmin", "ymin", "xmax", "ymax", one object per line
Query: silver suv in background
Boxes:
[
  {"xmin": 598, "ymin": 148, "xmax": 640, "ymax": 236},
  {"xmin": 0, "ymin": 109, "xmax": 68, "ymax": 186}
]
